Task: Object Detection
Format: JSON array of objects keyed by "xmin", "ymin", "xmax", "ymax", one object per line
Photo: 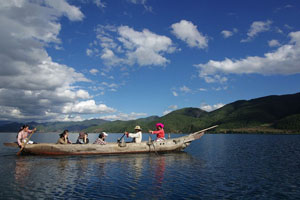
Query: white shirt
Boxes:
[{"xmin": 128, "ymin": 131, "xmax": 142, "ymax": 143}]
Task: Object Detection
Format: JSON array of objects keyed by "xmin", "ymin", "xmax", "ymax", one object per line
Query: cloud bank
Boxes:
[
  {"xmin": 0, "ymin": 1, "xmax": 116, "ymax": 122},
  {"xmin": 195, "ymin": 31, "xmax": 300, "ymax": 83},
  {"xmin": 88, "ymin": 25, "xmax": 176, "ymax": 68}
]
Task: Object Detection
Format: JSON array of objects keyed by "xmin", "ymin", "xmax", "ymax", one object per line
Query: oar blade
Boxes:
[
  {"xmin": 16, "ymin": 148, "xmax": 23, "ymax": 156},
  {"xmin": 3, "ymin": 142, "xmax": 19, "ymax": 147}
]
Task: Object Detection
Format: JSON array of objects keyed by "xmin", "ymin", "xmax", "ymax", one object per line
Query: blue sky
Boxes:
[{"xmin": 0, "ymin": 0, "xmax": 300, "ymax": 122}]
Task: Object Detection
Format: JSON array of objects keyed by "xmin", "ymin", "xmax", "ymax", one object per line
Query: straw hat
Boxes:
[{"xmin": 134, "ymin": 125, "xmax": 142, "ymax": 130}]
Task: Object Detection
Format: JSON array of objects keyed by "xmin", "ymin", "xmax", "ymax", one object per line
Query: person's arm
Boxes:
[
  {"xmin": 27, "ymin": 128, "xmax": 37, "ymax": 134},
  {"xmin": 151, "ymin": 130, "xmax": 161, "ymax": 135},
  {"xmin": 67, "ymin": 137, "xmax": 72, "ymax": 144},
  {"xmin": 95, "ymin": 138, "xmax": 106, "ymax": 145},
  {"xmin": 17, "ymin": 131, "xmax": 23, "ymax": 146},
  {"xmin": 128, "ymin": 132, "xmax": 140, "ymax": 138}
]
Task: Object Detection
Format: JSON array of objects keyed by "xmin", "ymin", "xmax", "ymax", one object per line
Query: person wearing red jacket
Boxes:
[{"xmin": 149, "ymin": 123, "xmax": 165, "ymax": 141}]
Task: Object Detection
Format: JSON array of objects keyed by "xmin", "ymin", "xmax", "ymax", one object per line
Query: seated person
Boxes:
[
  {"xmin": 76, "ymin": 132, "xmax": 89, "ymax": 144},
  {"xmin": 94, "ymin": 132, "xmax": 108, "ymax": 145},
  {"xmin": 125, "ymin": 125, "xmax": 142, "ymax": 143},
  {"xmin": 149, "ymin": 123, "xmax": 165, "ymax": 141},
  {"xmin": 17, "ymin": 124, "xmax": 37, "ymax": 147},
  {"xmin": 57, "ymin": 130, "xmax": 72, "ymax": 144}
]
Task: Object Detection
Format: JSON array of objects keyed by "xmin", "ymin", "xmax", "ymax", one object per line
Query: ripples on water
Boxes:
[{"xmin": 1, "ymin": 133, "xmax": 300, "ymax": 199}]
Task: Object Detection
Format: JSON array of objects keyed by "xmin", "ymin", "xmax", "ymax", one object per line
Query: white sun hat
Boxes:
[{"xmin": 102, "ymin": 132, "xmax": 108, "ymax": 136}]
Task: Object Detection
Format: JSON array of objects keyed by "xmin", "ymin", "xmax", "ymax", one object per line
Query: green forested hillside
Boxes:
[
  {"xmin": 273, "ymin": 114, "xmax": 300, "ymax": 131},
  {"xmin": 84, "ymin": 116, "xmax": 159, "ymax": 133},
  {"xmin": 84, "ymin": 93, "xmax": 300, "ymax": 133},
  {"xmin": 36, "ymin": 119, "xmax": 108, "ymax": 132},
  {"xmin": 1, "ymin": 93, "xmax": 300, "ymax": 133},
  {"xmin": 203, "ymin": 93, "xmax": 300, "ymax": 132}
]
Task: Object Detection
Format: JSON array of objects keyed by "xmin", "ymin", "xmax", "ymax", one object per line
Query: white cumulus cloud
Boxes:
[
  {"xmin": 172, "ymin": 91, "xmax": 178, "ymax": 97},
  {"xmin": 221, "ymin": 28, "xmax": 237, "ymax": 38},
  {"xmin": 168, "ymin": 105, "xmax": 178, "ymax": 110},
  {"xmin": 179, "ymin": 86, "xmax": 192, "ymax": 93},
  {"xmin": 163, "ymin": 105, "xmax": 178, "ymax": 115},
  {"xmin": 241, "ymin": 20, "xmax": 272, "ymax": 42},
  {"xmin": 63, "ymin": 100, "xmax": 116, "ymax": 114},
  {"xmin": 44, "ymin": 0, "xmax": 84, "ymax": 21},
  {"xmin": 0, "ymin": 1, "xmax": 116, "ymax": 121},
  {"xmin": 268, "ymin": 39, "xmax": 281, "ymax": 47},
  {"xmin": 90, "ymin": 68, "xmax": 99, "ymax": 75},
  {"xmin": 195, "ymin": 31, "xmax": 300, "ymax": 83},
  {"xmin": 91, "ymin": 25, "xmax": 176, "ymax": 68},
  {"xmin": 93, "ymin": 0, "xmax": 106, "ymax": 8},
  {"xmin": 163, "ymin": 110, "xmax": 173, "ymax": 115},
  {"xmin": 221, "ymin": 30, "xmax": 233, "ymax": 38},
  {"xmin": 100, "ymin": 112, "xmax": 147, "ymax": 121},
  {"xmin": 200, "ymin": 103, "xmax": 225, "ymax": 112},
  {"xmin": 171, "ymin": 20, "xmax": 208, "ymax": 49}
]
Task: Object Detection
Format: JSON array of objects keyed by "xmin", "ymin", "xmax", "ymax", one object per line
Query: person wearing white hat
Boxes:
[
  {"xmin": 125, "ymin": 125, "xmax": 142, "ymax": 143},
  {"xmin": 93, "ymin": 132, "xmax": 108, "ymax": 145}
]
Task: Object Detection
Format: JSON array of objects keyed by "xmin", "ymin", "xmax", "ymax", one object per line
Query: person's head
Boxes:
[
  {"xmin": 156, "ymin": 123, "xmax": 164, "ymax": 130},
  {"xmin": 60, "ymin": 130, "xmax": 69, "ymax": 138},
  {"xmin": 23, "ymin": 124, "xmax": 29, "ymax": 131},
  {"xmin": 134, "ymin": 125, "xmax": 142, "ymax": 132},
  {"xmin": 79, "ymin": 132, "xmax": 88, "ymax": 139},
  {"xmin": 19, "ymin": 124, "xmax": 29, "ymax": 132},
  {"xmin": 99, "ymin": 132, "xmax": 108, "ymax": 140}
]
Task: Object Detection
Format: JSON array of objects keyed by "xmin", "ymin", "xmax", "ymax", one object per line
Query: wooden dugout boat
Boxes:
[{"xmin": 4, "ymin": 126, "xmax": 217, "ymax": 155}]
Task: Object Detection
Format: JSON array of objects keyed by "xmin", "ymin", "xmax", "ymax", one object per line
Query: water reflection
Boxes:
[
  {"xmin": 154, "ymin": 156, "xmax": 165, "ymax": 187},
  {"xmin": 15, "ymin": 157, "xmax": 31, "ymax": 185},
  {"xmin": 11, "ymin": 152, "xmax": 199, "ymax": 199},
  {"xmin": 3, "ymin": 134, "xmax": 300, "ymax": 199}
]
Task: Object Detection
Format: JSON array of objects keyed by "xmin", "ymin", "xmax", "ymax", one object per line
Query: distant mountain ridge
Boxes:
[
  {"xmin": 0, "ymin": 119, "xmax": 107, "ymax": 133},
  {"xmin": 1, "ymin": 92, "xmax": 300, "ymax": 133}
]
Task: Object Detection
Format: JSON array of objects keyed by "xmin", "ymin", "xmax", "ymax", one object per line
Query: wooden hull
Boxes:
[
  {"xmin": 22, "ymin": 139, "xmax": 191, "ymax": 155},
  {"xmin": 4, "ymin": 126, "xmax": 217, "ymax": 155}
]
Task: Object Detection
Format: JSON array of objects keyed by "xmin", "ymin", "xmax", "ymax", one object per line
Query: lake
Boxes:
[{"xmin": 1, "ymin": 132, "xmax": 300, "ymax": 199}]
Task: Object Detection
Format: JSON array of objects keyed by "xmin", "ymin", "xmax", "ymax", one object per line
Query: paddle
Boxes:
[
  {"xmin": 17, "ymin": 129, "xmax": 36, "ymax": 156},
  {"xmin": 147, "ymin": 133, "xmax": 159, "ymax": 155},
  {"xmin": 117, "ymin": 133, "xmax": 126, "ymax": 143},
  {"xmin": 4, "ymin": 143, "xmax": 19, "ymax": 147},
  {"xmin": 192, "ymin": 125, "xmax": 219, "ymax": 135}
]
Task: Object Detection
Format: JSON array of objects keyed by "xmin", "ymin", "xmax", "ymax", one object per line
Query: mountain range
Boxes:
[{"xmin": 1, "ymin": 92, "xmax": 300, "ymax": 133}]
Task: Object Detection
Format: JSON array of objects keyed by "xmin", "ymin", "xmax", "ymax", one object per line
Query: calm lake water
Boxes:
[{"xmin": 1, "ymin": 132, "xmax": 300, "ymax": 199}]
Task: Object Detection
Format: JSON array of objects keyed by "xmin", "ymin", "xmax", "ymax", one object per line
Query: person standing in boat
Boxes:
[
  {"xmin": 149, "ymin": 123, "xmax": 165, "ymax": 141},
  {"xmin": 57, "ymin": 130, "xmax": 72, "ymax": 144},
  {"xmin": 17, "ymin": 125, "xmax": 36, "ymax": 147},
  {"xmin": 76, "ymin": 132, "xmax": 89, "ymax": 144},
  {"xmin": 93, "ymin": 132, "xmax": 108, "ymax": 145},
  {"xmin": 125, "ymin": 125, "xmax": 142, "ymax": 143}
]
